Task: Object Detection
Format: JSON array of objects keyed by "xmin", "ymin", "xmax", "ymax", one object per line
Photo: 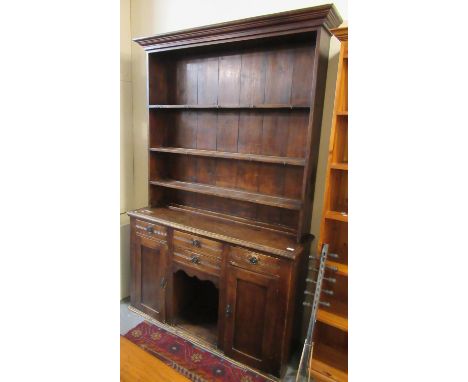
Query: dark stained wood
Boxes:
[
  {"xmin": 216, "ymin": 112, "xmax": 239, "ymax": 152},
  {"xmin": 148, "ymin": 104, "xmax": 310, "ymax": 109},
  {"xmin": 264, "ymin": 48, "xmax": 294, "ymax": 104},
  {"xmin": 196, "ymin": 111, "xmax": 217, "ymax": 149},
  {"xmin": 129, "ymin": 206, "xmax": 302, "ymax": 259},
  {"xmin": 150, "ymin": 147, "xmax": 306, "ymax": 166},
  {"xmin": 218, "ymin": 54, "xmax": 242, "ymax": 105},
  {"xmin": 237, "ymin": 111, "xmax": 263, "ymax": 154},
  {"xmin": 131, "ymin": 228, "xmax": 168, "ymax": 322},
  {"xmin": 134, "ymin": 5, "xmax": 342, "ymax": 52},
  {"xmin": 149, "ymin": 179, "xmax": 302, "ymax": 210},
  {"xmin": 130, "ymin": 5, "xmax": 341, "ymax": 378},
  {"xmin": 197, "ymin": 56, "xmax": 218, "ymax": 104},
  {"xmin": 173, "ymin": 230, "xmax": 223, "ymax": 257},
  {"xmin": 175, "ymin": 57, "xmax": 198, "ymax": 104},
  {"xmin": 297, "ymin": 26, "xmax": 331, "ymax": 241},
  {"xmin": 172, "ymin": 247, "xmax": 222, "ymax": 278},
  {"xmin": 223, "ymin": 263, "xmax": 280, "ymax": 374},
  {"xmin": 291, "ymin": 44, "xmax": 316, "ymax": 105}
]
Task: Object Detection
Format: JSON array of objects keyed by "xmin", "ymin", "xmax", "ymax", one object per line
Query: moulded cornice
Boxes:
[{"xmin": 133, "ymin": 4, "xmax": 343, "ymax": 52}]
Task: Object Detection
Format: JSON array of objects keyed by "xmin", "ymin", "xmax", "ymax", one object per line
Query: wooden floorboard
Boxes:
[{"xmin": 120, "ymin": 336, "xmax": 189, "ymax": 382}]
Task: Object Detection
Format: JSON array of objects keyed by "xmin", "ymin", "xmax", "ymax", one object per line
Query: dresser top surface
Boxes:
[{"xmin": 128, "ymin": 206, "xmax": 308, "ymax": 259}]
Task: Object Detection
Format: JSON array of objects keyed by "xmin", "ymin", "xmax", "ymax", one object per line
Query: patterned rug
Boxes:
[{"xmin": 124, "ymin": 320, "xmax": 275, "ymax": 382}]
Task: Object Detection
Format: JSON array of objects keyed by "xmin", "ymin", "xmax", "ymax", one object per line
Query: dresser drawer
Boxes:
[
  {"xmin": 134, "ymin": 219, "xmax": 167, "ymax": 242},
  {"xmin": 228, "ymin": 246, "xmax": 282, "ymax": 276},
  {"xmin": 173, "ymin": 230, "xmax": 223, "ymax": 258},
  {"xmin": 172, "ymin": 247, "xmax": 221, "ymax": 276}
]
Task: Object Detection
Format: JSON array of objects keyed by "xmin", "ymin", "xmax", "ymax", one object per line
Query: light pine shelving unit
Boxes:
[{"xmin": 312, "ymin": 26, "xmax": 348, "ymax": 382}]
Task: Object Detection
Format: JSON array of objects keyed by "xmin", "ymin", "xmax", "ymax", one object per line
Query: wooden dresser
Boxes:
[{"xmin": 128, "ymin": 5, "xmax": 342, "ymax": 377}]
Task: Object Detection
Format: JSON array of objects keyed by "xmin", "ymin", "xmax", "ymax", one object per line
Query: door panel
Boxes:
[
  {"xmin": 224, "ymin": 265, "xmax": 279, "ymax": 373},
  {"xmin": 233, "ymin": 279, "xmax": 267, "ymax": 358},
  {"xmin": 132, "ymin": 235, "xmax": 168, "ymax": 322}
]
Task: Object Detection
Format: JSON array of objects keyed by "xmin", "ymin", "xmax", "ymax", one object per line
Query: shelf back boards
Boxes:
[{"xmin": 134, "ymin": 5, "xmax": 342, "ymax": 242}]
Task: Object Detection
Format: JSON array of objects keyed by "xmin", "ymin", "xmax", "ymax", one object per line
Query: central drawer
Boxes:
[
  {"xmin": 172, "ymin": 247, "xmax": 221, "ymax": 276},
  {"xmin": 173, "ymin": 230, "xmax": 223, "ymax": 258}
]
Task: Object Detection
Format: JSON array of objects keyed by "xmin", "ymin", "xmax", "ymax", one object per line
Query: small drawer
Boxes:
[
  {"xmin": 173, "ymin": 247, "xmax": 221, "ymax": 276},
  {"xmin": 134, "ymin": 219, "xmax": 167, "ymax": 242},
  {"xmin": 173, "ymin": 230, "xmax": 222, "ymax": 258},
  {"xmin": 228, "ymin": 246, "xmax": 282, "ymax": 276}
]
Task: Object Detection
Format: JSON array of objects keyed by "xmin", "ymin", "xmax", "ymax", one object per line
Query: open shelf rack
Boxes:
[{"xmin": 145, "ymin": 29, "xmax": 331, "ymax": 242}]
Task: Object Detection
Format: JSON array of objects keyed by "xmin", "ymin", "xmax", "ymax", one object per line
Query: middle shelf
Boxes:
[
  {"xmin": 150, "ymin": 179, "xmax": 303, "ymax": 210},
  {"xmin": 317, "ymin": 305, "xmax": 348, "ymax": 332},
  {"xmin": 150, "ymin": 147, "xmax": 306, "ymax": 166},
  {"xmin": 325, "ymin": 211, "xmax": 348, "ymax": 222},
  {"xmin": 149, "ymin": 104, "xmax": 311, "ymax": 110}
]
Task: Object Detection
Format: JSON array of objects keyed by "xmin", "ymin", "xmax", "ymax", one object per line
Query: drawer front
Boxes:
[
  {"xmin": 173, "ymin": 230, "xmax": 223, "ymax": 258},
  {"xmin": 134, "ymin": 219, "xmax": 167, "ymax": 243},
  {"xmin": 228, "ymin": 246, "xmax": 282, "ymax": 276},
  {"xmin": 172, "ymin": 247, "xmax": 221, "ymax": 276}
]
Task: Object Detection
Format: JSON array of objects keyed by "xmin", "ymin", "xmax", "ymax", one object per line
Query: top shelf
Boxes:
[{"xmin": 149, "ymin": 104, "xmax": 311, "ymax": 110}]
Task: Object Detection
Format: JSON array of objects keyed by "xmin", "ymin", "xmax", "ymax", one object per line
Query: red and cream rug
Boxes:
[{"xmin": 124, "ymin": 320, "xmax": 275, "ymax": 382}]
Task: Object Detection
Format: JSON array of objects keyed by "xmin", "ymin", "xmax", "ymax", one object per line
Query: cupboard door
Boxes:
[
  {"xmin": 223, "ymin": 264, "xmax": 279, "ymax": 373},
  {"xmin": 131, "ymin": 235, "xmax": 168, "ymax": 322}
]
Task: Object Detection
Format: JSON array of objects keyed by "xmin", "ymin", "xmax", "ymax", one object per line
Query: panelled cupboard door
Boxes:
[
  {"xmin": 223, "ymin": 264, "xmax": 279, "ymax": 373},
  {"xmin": 132, "ymin": 235, "xmax": 168, "ymax": 321}
]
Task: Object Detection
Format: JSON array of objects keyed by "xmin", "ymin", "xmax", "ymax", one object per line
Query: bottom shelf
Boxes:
[
  {"xmin": 311, "ymin": 343, "xmax": 348, "ymax": 382},
  {"xmin": 173, "ymin": 316, "xmax": 218, "ymax": 347},
  {"xmin": 317, "ymin": 299, "xmax": 348, "ymax": 332}
]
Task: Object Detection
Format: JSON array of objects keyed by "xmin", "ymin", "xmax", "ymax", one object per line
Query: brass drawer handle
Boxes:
[
  {"xmin": 190, "ymin": 255, "xmax": 200, "ymax": 264},
  {"xmin": 146, "ymin": 226, "xmax": 154, "ymax": 234},
  {"xmin": 248, "ymin": 256, "xmax": 258, "ymax": 265},
  {"xmin": 191, "ymin": 239, "xmax": 201, "ymax": 248}
]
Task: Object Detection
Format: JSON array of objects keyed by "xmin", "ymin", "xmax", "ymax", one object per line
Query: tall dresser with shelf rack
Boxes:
[{"xmin": 129, "ymin": 5, "xmax": 342, "ymax": 377}]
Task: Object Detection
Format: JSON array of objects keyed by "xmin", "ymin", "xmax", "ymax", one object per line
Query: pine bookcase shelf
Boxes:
[
  {"xmin": 317, "ymin": 306, "xmax": 348, "ymax": 332},
  {"xmin": 336, "ymin": 111, "xmax": 348, "ymax": 116},
  {"xmin": 330, "ymin": 163, "xmax": 348, "ymax": 171},
  {"xmin": 311, "ymin": 343, "xmax": 348, "ymax": 382},
  {"xmin": 326, "ymin": 260, "xmax": 348, "ymax": 276},
  {"xmin": 150, "ymin": 179, "xmax": 302, "ymax": 210},
  {"xmin": 148, "ymin": 104, "xmax": 311, "ymax": 110},
  {"xmin": 325, "ymin": 211, "xmax": 348, "ymax": 222},
  {"xmin": 150, "ymin": 147, "xmax": 306, "ymax": 166}
]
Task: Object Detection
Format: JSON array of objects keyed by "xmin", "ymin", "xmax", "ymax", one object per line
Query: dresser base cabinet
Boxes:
[
  {"xmin": 128, "ymin": 208, "xmax": 309, "ymax": 377},
  {"xmin": 223, "ymin": 264, "xmax": 280, "ymax": 374},
  {"xmin": 130, "ymin": 221, "xmax": 168, "ymax": 322}
]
